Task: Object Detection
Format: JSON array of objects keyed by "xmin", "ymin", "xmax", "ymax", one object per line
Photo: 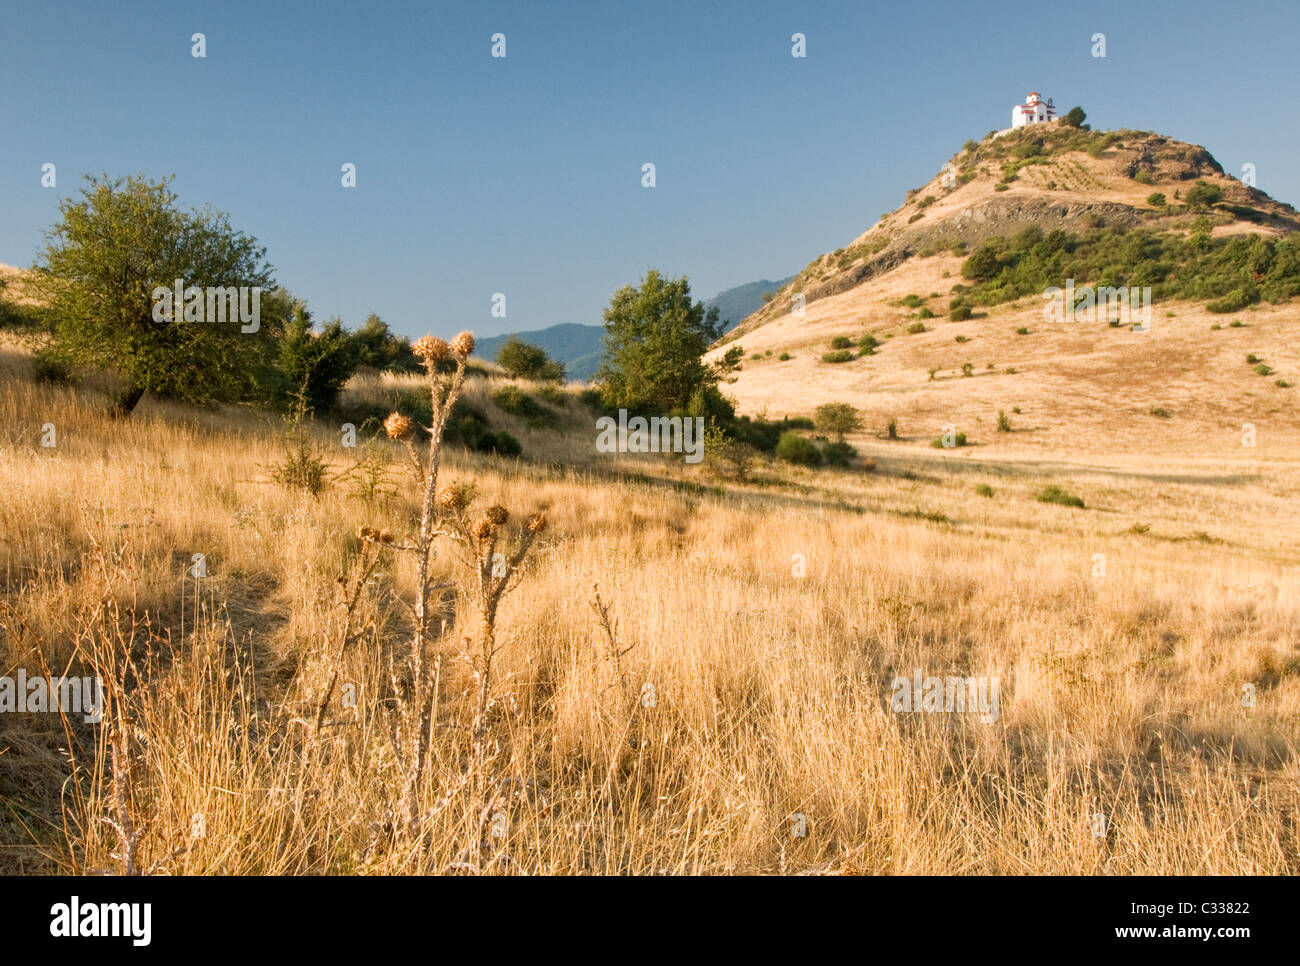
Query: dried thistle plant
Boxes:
[
  {"xmin": 437, "ymin": 492, "xmax": 547, "ymax": 779},
  {"xmin": 353, "ymin": 331, "xmax": 474, "ymax": 840},
  {"xmin": 436, "ymin": 487, "xmax": 548, "ymax": 852}
]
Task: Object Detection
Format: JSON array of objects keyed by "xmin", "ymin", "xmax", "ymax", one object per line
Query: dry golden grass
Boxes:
[{"xmin": 1, "ymin": 333, "xmax": 1297, "ymax": 875}]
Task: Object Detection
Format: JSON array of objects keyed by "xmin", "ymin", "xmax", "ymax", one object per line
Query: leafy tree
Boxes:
[
  {"xmin": 1185, "ymin": 180, "xmax": 1223, "ymax": 209},
  {"xmin": 597, "ymin": 269, "xmax": 727, "ymax": 414},
  {"xmin": 814, "ymin": 402, "xmax": 862, "ymax": 442},
  {"xmin": 1063, "ymin": 106, "xmax": 1087, "ymax": 128},
  {"xmin": 962, "ymin": 242, "xmax": 1003, "ymax": 281},
  {"xmin": 278, "ymin": 303, "xmax": 359, "ymax": 413},
  {"xmin": 351, "ymin": 312, "xmax": 416, "ymax": 372},
  {"xmin": 496, "ymin": 336, "xmax": 565, "ymax": 381},
  {"xmin": 31, "ymin": 173, "xmax": 276, "ymax": 415}
]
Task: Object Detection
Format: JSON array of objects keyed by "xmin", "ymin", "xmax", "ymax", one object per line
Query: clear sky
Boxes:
[{"xmin": 3, "ymin": 0, "xmax": 1296, "ymax": 339}]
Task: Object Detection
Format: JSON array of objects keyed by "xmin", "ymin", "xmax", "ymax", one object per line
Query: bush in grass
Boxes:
[
  {"xmin": 1037, "ymin": 485, "xmax": 1085, "ymax": 508},
  {"xmin": 830, "ymin": 335, "xmax": 852, "ymax": 349},
  {"xmin": 821, "ymin": 440, "xmax": 857, "ymax": 468},
  {"xmin": 490, "ymin": 385, "xmax": 559, "ymax": 429},
  {"xmin": 536, "ymin": 383, "xmax": 568, "ymax": 406},
  {"xmin": 1184, "ymin": 180, "xmax": 1223, "ymax": 209},
  {"xmin": 975, "ymin": 483, "xmax": 994, "ymax": 497},
  {"xmin": 907, "ymin": 321, "xmax": 927, "ymax": 334},
  {"xmin": 822, "ymin": 349, "xmax": 854, "ymax": 363},
  {"xmin": 775, "ymin": 431, "xmax": 822, "ymax": 466},
  {"xmin": 1207, "ymin": 289, "xmax": 1253, "ymax": 314}
]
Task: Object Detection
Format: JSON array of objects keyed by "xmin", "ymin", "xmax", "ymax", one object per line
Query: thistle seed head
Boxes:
[
  {"xmin": 449, "ymin": 331, "xmax": 475, "ymax": 358},
  {"xmin": 384, "ymin": 412, "xmax": 413, "ymax": 439},
  {"xmin": 412, "ymin": 335, "xmax": 449, "ymax": 364},
  {"xmin": 437, "ymin": 483, "xmax": 471, "ymax": 511}
]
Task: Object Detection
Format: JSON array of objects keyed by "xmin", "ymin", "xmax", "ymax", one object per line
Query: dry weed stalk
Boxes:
[
  {"xmin": 354, "ymin": 333, "xmax": 478, "ymax": 839},
  {"xmin": 314, "ymin": 536, "xmax": 383, "ymax": 731},
  {"xmin": 590, "ymin": 584, "xmax": 635, "ymax": 705},
  {"xmin": 436, "ymin": 489, "xmax": 548, "ymax": 796}
]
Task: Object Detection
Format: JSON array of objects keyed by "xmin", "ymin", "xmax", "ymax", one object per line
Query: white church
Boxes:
[{"xmin": 1011, "ymin": 91, "xmax": 1057, "ymax": 128}]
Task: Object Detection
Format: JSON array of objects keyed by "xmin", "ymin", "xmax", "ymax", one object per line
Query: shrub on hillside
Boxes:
[
  {"xmin": 279, "ymin": 309, "xmax": 360, "ymax": 414},
  {"xmin": 490, "ymin": 385, "xmax": 560, "ymax": 429},
  {"xmin": 1185, "ymin": 180, "xmax": 1223, "ymax": 209},
  {"xmin": 1037, "ymin": 485, "xmax": 1085, "ymax": 508},
  {"xmin": 536, "ymin": 383, "xmax": 568, "ymax": 406},
  {"xmin": 1207, "ymin": 289, "xmax": 1253, "ymax": 313},
  {"xmin": 821, "ymin": 440, "xmax": 857, "ymax": 468},
  {"xmin": 822, "ymin": 349, "xmax": 854, "ymax": 363},
  {"xmin": 775, "ymin": 431, "xmax": 822, "ymax": 466}
]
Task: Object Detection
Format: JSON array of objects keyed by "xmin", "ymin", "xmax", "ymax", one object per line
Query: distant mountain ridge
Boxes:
[
  {"xmin": 470, "ymin": 275, "xmax": 796, "ymax": 381},
  {"xmin": 706, "ymin": 276, "xmax": 795, "ymax": 331}
]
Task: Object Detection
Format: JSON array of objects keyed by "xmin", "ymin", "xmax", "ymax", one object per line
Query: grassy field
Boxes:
[{"xmin": 2, "ymin": 326, "xmax": 1297, "ymax": 875}]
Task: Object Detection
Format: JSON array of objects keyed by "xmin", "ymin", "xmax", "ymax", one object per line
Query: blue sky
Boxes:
[{"xmin": 2, "ymin": 0, "xmax": 1296, "ymax": 339}]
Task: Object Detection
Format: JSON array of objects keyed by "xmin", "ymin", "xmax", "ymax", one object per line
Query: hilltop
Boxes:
[
  {"xmin": 724, "ymin": 125, "xmax": 1299, "ymax": 344},
  {"xmin": 707, "ymin": 125, "xmax": 1300, "ymax": 451}
]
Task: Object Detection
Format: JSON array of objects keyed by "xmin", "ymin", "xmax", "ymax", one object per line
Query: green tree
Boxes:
[
  {"xmin": 962, "ymin": 242, "xmax": 1002, "ymax": 282},
  {"xmin": 351, "ymin": 312, "xmax": 416, "ymax": 372},
  {"xmin": 1185, "ymin": 180, "xmax": 1223, "ymax": 209},
  {"xmin": 597, "ymin": 269, "xmax": 726, "ymax": 414},
  {"xmin": 1063, "ymin": 106, "xmax": 1087, "ymax": 128},
  {"xmin": 278, "ymin": 303, "xmax": 359, "ymax": 413},
  {"xmin": 31, "ymin": 173, "xmax": 276, "ymax": 415},
  {"xmin": 496, "ymin": 336, "xmax": 565, "ymax": 381},
  {"xmin": 814, "ymin": 402, "xmax": 862, "ymax": 442}
]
